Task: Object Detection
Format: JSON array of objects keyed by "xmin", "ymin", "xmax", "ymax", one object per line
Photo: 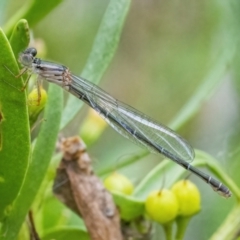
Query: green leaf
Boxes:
[
  {"xmin": 133, "ymin": 160, "xmax": 187, "ymax": 200},
  {"xmin": 210, "ymin": 203, "xmax": 240, "ymax": 240},
  {"xmin": 40, "ymin": 197, "xmax": 74, "ymax": 231},
  {"xmin": 169, "ymin": 1, "xmax": 236, "ymax": 130},
  {"xmin": 1, "ymin": 85, "xmax": 63, "ymax": 240},
  {"xmin": 9, "ymin": 19, "xmax": 30, "ymax": 59},
  {"xmin": 60, "ymin": 0, "xmax": 131, "ymax": 129},
  {"xmin": 169, "ymin": 44, "xmax": 235, "ymax": 130},
  {"xmin": 133, "ymin": 150, "xmax": 238, "ymax": 200},
  {"xmin": 41, "ymin": 228, "xmax": 90, "ymax": 240},
  {"xmin": 97, "ymin": 150, "xmax": 149, "ymax": 176},
  {"xmin": 194, "ymin": 150, "xmax": 240, "ymax": 199},
  {"xmin": 111, "ymin": 191, "xmax": 145, "ymax": 221},
  {"xmin": 0, "ymin": 28, "xmax": 30, "ymax": 220},
  {"xmin": 109, "ymin": 149, "xmax": 237, "ymax": 221},
  {"xmin": 4, "ymin": 0, "xmax": 64, "ymax": 36}
]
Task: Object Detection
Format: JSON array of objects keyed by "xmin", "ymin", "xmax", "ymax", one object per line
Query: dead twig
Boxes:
[{"xmin": 53, "ymin": 136, "xmax": 123, "ymax": 240}]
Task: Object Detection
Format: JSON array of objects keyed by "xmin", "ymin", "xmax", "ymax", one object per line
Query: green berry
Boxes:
[
  {"xmin": 28, "ymin": 87, "xmax": 47, "ymax": 126},
  {"xmin": 171, "ymin": 180, "xmax": 201, "ymax": 216},
  {"xmin": 104, "ymin": 172, "xmax": 134, "ymax": 195},
  {"xmin": 145, "ymin": 189, "xmax": 179, "ymax": 224},
  {"xmin": 80, "ymin": 109, "xmax": 107, "ymax": 145}
]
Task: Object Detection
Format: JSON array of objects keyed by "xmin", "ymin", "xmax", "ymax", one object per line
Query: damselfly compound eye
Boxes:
[
  {"xmin": 19, "ymin": 48, "xmax": 37, "ymax": 67},
  {"xmin": 24, "ymin": 48, "xmax": 37, "ymax": 57}
]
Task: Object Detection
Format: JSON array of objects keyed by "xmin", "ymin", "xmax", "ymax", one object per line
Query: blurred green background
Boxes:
[{"xmin": 2, "ymin": 0, "xmax": 240, "ymax": 239}]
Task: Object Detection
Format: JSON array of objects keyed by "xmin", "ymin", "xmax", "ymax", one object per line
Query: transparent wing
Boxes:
[{"xmin": 70, "ymin": 75, "xmax": 195, "ymax": 163}]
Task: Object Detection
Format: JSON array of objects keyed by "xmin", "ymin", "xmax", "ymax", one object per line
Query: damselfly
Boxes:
[{"xmin": 16, "ymin": 47, "xmax": 231, "ymax": 198}]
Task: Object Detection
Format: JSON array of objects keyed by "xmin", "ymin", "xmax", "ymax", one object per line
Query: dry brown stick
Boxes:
[
  {"xmin": 53, "ymin": 136, "xmax": 123, "ymax": 240},
  {"xmin": 28, "ymin": 210, "xmax": 40, "ymax": 240}
]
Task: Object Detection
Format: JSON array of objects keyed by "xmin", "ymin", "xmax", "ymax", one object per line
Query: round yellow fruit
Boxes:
[
  {"xmin": 145, "ymin": 189, "xmax": 179, "ymax": 224},
  {"xmin": 171, "ymin": 180, "xmax": 201, "ymax": 216},
  {"xmin": 104, "ymin": 172, "xmax": 134, "ymax": 195}
]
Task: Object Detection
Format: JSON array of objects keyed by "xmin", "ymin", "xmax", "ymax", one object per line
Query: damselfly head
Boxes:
[{"xmin": 19, "ymin": 48, "xmax": 37, "ymax": 67}]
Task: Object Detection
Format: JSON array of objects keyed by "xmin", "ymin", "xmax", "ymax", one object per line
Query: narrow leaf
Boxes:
[
  {"xmin": 0, "ymin": 28, "xmax": 30, "ymax": 220},
  {"xmin": 111, "ymin": 191, "xmax": 145, "ymax": 221},
  {"xmin": 4, "ymin": 0, "xmax": 64, "ymax": 36},
  {"xmin": 60, "ymin": 0, "xmax": 131, "ymax": 129},
  {"xmin": 1, "ymin": 85, "xmax": 63, "ymax": 240},
  {"xmin": 9, "ymin": 19, "xmax": 30, "ymax": 59},
  {"xmin": 133, "ymin": 150, "xmax": 237, "ymax": 200},
  {"xmin": 210, "ymin": 204, "xmax": 240, "ymax": 240}
]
